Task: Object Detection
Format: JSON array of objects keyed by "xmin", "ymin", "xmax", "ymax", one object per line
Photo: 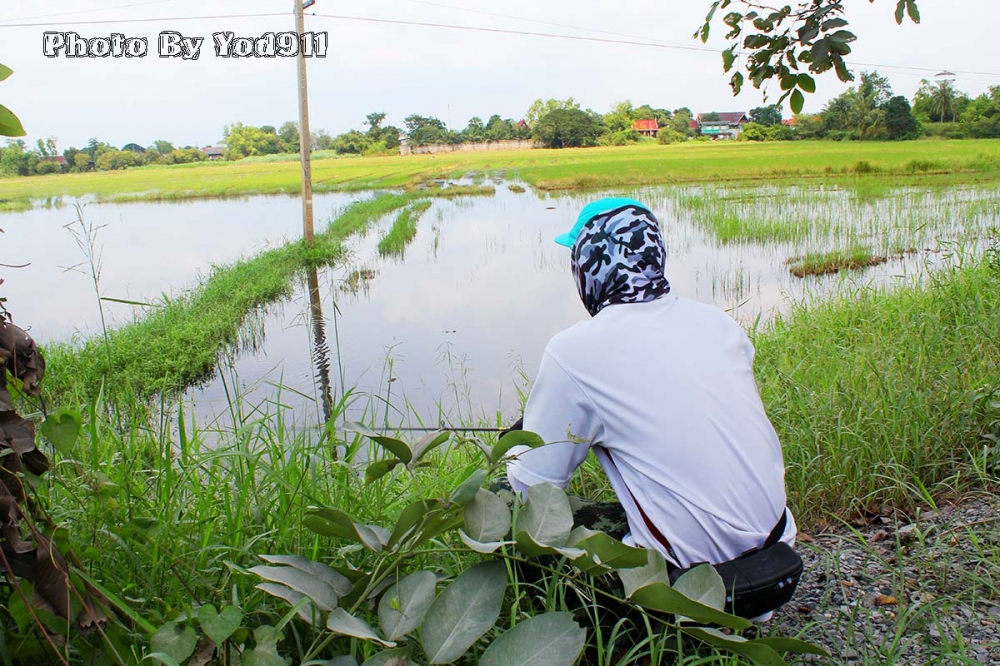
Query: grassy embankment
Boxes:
[
  {"xmin": 3, "ymin": 140, "xmax": 1000, "ymax": 207},
  {"xmin": 42, "ymin": 193, "xmax": 419, "ymax": 406}
]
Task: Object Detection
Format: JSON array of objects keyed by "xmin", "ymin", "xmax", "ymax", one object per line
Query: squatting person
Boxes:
[{"xmin": 506, "ymin": 197, "xmax": 797, "ymax": 616}]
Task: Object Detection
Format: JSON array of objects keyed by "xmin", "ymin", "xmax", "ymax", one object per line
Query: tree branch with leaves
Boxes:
[
  {"xmin": 698, "ymin": 0, "xmax": 921, "ymax": 112},
  {"xmin": 0, "ymin": 63, "xmax": 26, "ymax": 138}
]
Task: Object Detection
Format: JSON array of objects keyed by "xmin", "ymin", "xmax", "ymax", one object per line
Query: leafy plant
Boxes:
[
  {"xmin": 0, "ymin": 63, "xmax": 26, "ymax": 137},
  {"xmin": 698, "ymin": 1, "xmax": 921, "ymax": 111},
  {"xmin": 242, "ymin": 426, "xmax": 827, "ymax": 665}
]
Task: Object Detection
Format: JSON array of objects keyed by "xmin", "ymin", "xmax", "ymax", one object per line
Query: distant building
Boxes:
[
  {"xmin": 203, "ymin": 146, "xmax": 224, "ymax": 160},
  {"xmin": 631, "ymin": 119, "xmax": 659, "ymax": 137},
  {"xmin": 693, "ymin": 112, "xmax": 751, "ymax": 139}
]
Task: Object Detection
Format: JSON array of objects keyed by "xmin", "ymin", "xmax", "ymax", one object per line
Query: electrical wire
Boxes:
[
  {"xmin": 0, "ymin": 9, "xmax": 996, "ymax": 81},
  {"xmin": 0, "ymin": 0, "xmax": 181, "ymax": 24}
]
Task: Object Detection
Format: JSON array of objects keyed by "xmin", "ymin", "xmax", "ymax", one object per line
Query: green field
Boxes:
[{"xmin": 2, "ymin": 140, "xmax": 1000, "ymax": 205}]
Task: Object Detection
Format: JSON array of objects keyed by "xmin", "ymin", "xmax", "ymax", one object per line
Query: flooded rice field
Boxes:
[{"xmin": 2, "ymin": 180, "xmax": 998, "ymax": 429}]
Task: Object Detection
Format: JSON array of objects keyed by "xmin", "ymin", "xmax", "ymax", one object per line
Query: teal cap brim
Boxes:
[{"xmin": 554, "ymin": 197, "xmax": 650, "ymax": 248}]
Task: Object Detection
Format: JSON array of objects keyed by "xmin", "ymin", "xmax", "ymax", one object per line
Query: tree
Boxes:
[
  {"xmin": 0, "ymin": 63, "xmax": 26, "ymax": 137},
  {"xmin": 959, "ymin": 86, "xmax": 1000, "ymax": 138},
  {"xmin": 930, "ymin": 81, "xmax": 958, "ymax": 123},
  {"xmin": 700, "ymin": 112, "xmax": 721, "ymax": 122},
  {"xmin": 222, "ymin": 123, "xmax": 278, "ymax": 159},
  {"xmin": 525, "ymin": 98, "xmax": 580, "ymax": 129},
  {"xmin": 74, "ymin": 152, "xmax": 92, "ymax": 170},
  {"xmin": 365, "ymin": 112, "xmax": 387, "ymax": 132},
  {"xmin": 670, "ymin": 108, "xmax": 695, "ymax": 135},
  {"xmin": 533, "ymin": 108, "xmax": 601, "ymax": 148},
  {"xmin": 883, "ymin": 95, "xmax": 918, "ymax": 140},
  {"xmin": 404, "ymin": 115, "xmax": 451, "ymax": 146},
  {"xmin": 152, "ymin": 140, "xmax": 175, "ymax": 154},
  {"xmin": 462, "ymin": 116, "xmax": 485, "ymax": 142},
  {"xmin": 699, "ymin": 0, "xmax": 921, "ymax": 111},
  {"xmin": 604, "ymin": 100, "xmax": 637, "ymax": 133},
  {"xmin": 331, "ymin": 130, "xmax": 372, "ymax": 154},
  {"xmin": 278, "ymin": 122, "xmax": 299, "ymax": 152},
  {"xmin": 749, "ymin": 105, "xmax": 782, "ymax": 126}
]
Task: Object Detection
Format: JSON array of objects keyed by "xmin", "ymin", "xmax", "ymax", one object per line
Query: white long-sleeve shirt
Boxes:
[{"xmin": 507, "ymin": 294, "xmax": 795, "ymax": 568}]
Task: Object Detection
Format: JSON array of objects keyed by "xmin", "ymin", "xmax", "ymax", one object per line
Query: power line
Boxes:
[
  {"xmin": 396, "ymin": 0, "xmax": 697, "ymax": 51},
  {"xmin": 0, "ymin": 13, "xmax": 287, "ymax": 28},
  {"xmin": 0, "ymin": 0, "xmax": 180, "ymax": 24},
  {"xmin": 1, "ymin": 9, "xmax": 997, "ymax": 81}
]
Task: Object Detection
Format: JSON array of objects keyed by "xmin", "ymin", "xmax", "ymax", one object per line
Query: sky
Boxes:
[{"xmin": 0, "ymin": 1, "xmax": 997, "ymax": 150}]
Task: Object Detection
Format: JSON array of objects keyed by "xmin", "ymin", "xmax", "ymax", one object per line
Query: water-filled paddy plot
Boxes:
[{"xmin": 3, "ymin": 179, "xmax": 997, "ymax": 428}]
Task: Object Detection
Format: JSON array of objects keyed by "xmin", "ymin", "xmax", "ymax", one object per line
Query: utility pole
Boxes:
[{"xmin": 295, "ymin": 0, "xmax": 315, "ymax": 245}]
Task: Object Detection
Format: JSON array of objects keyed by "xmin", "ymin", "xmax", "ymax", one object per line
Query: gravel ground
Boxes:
[{"xmin": 765, "ymin": 493, "xmax": 1000, "ymax": 665}]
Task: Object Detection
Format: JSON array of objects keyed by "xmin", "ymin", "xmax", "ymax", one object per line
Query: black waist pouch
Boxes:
[{"xmin": 669, "ymin": 541, "xmax": 803, "ymax": 619}]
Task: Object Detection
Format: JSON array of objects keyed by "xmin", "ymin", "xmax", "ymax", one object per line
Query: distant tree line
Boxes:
[{"xmin": 3, "ymin": 74, "xmax": 999, "ymax": 177}]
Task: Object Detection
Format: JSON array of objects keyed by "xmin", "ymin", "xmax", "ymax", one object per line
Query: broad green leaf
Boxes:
[
  {"xmin": 797, "ymin": 73, "xmax": 816, "ymax": 94},
  {"xmin": 120, "ymin": 517, "xmax": 165, "ymax": 540},
  {"xmin": 0, "ymin": 104, "xmax": 25, "ymax": 138},
  {"xmin": 906, "ymin": 0, "xmax": 920, "ymax": 24},
  {"xmin": 256, "ymin": 583, "xmax": 322, "ymax": 624},
  {"xmin": 304, "ymin": 506, "xmax": 361, "ymax": 540},
  {"xmin": 463, "ymin": 489, "xmax": 511, "ymax": 542},
  {"xmin": 458, "ymin": 530, "xmax": 512, "ymax": 554},
  {"xmin": 631, "ymin": 582, "xmax": 751, "ymax": 630},
  {"xmin": 894, "ymin": 0, "xmax": 906, "ymax": 24},
  {"xmin": 327, "ymin": 608, "xmax": 395, "ymax": 647},
  {"xmin": 417, "ymin": 512, "xmax": 464, "ymax": 545},
  {"xmin": 0, "ymin": 64, "xmax": 13, "ymax": 82},
  {"xmin": 683, "ymin": 627, "xmax": 787, "ymax": 666},
  {"xmin": 518, "ymin": 483, "xmax": 572, "ymax": 548},
  {"xmin": 491, "ymin": 430, "xmax": 544, "ymax": 464},
  {"xmin": 326, "ymin": 658, "xmax": 360, "ymax": 666},
  {"xmin": 259, "ymin": 554, "xmax": 352, "ymax": 596},
  {"xmin": 420, "ymin": 561, "xmax": 507, "ymax": 664},
  {"xmin": 378, "ymin": 570, "xmax": 437, "ymax": 641},
  {"xmin": 750, "ymin": 637, "xmax": 830, "ymax": 656},
  {"xmin": 411, "ymin": 430, "xmax": 450, "ymax": 464},
  {"xmin": 672, "ymin": 564, "xmax": 725, "ymax": 612},
  {"xmin": 366, "ymin": 459, "xmax": 401, "ymax": 483},
  {"xmin": 721, "ymin": 48, "xmax": 736, "ymax": 73},
  {"xmin": 361, "ymin": 649, "xmax": 411, "ymax": 666},
  {"xmin": 569, "ymin": 531, "xmax": 648, "ymax": 574},
  {"xmin": 146, "ymin": 654, "xmax": 183, "ymax": 666},
  {"xmin": 150, "ymin": 623, "xmax": 197, "ymax": 665},
  {"xmin": 243, "ymin": 640, "xmax": 288, "ymax": 666},
  {"xmin": 388, "ymin": 500, "xmax": 441, "ymax": 549},
  {"xmin": 619, "ymin": 548, "xmax": 671, "ymax": 598},
  {"xmin": 479, "ymin": 613, "xmax": 585, "ymax": 666},
  {"xmin": 249, "ymin": 565, "xmax": 339, "ymax": 610},
  {"xmin": 343, "ymin": 422, "xmax": 412, "ymax": 463},
  {"xmin": 40, "ymin": 410, "xmax": 82, "ymax": 454},
  {"xmin": 790, "ymin": 89, "xmax": 805, "ymax": 115},
  {"xmin": 449, "ymin": 469, "xmax": 487, "ymax": 506},
  {"xmin": 304, "ymin": 507, "xmax": 386, "ymax": 551},
  {"xmin": 514, "ymin": 530, "xmax": 586, "ymax": 559},
  {"xmin": 198, "ymin": 604, "xmax": 243, "ymax": 646}
]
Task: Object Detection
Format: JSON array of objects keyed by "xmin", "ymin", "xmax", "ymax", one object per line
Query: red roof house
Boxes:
[{"xmin": 631, "ymin": 119, "xmax": 659, "ymax": 137}]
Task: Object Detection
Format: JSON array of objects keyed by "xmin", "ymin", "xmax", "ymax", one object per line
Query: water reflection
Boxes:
[{"xmin": 307, "ymin": 265, "xmax": 334, "ymax": 425}]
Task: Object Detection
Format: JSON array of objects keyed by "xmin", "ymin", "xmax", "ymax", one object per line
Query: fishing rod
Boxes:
[{"xmin": 375, "ymin": 426, "xmax": 508, "ymax": 433}]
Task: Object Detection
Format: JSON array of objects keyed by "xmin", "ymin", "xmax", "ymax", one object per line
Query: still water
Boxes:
[{"xmin": 1, "ymin": 183, "xmax": 990, "ymax": 430}]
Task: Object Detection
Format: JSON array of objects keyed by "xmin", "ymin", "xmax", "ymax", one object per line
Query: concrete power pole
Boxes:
[{"xmin": 295, "ymin": 0, "xmax": 315, "ymax": 246}]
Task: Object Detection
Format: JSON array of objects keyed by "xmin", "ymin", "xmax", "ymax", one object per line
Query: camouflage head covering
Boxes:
[{"xmin": 570, "ymin": 204, "xmax": 670, "ymax": 317}]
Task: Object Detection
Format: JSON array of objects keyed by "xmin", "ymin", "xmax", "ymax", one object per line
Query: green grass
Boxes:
[
  {"xmin": 378, "ymin": 201, "xmax": 433, "ymax": 257},
  {"xmin": 3, "ymin": 140, "xmax": 1000, "ymax": 205},
  {"xmin": 0, "ymin": 197, "xmax": 32, "ymax": 213},
  {"xmin": 787, "ymin": 245, "xmax": 887, "ymax": 277},
  {"xmin": 754, "ymin": 248, "xmax": 1000, "ymax": 527}
]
